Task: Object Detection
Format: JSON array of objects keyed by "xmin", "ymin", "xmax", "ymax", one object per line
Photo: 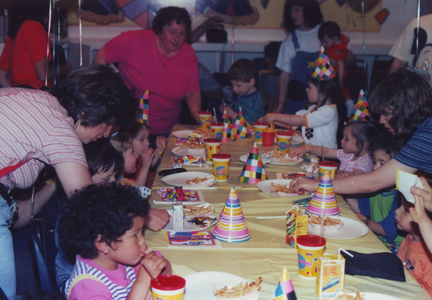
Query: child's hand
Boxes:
[
  {"xmin": 258, "ymin": 113, "xmax": 276, "ymax": 124},
  {"xmin": 141, "ymin": 148, "xmax": 155, "ymax": 169},
  {"xmin": 336, "ymin": 170, "xmax": 352, "ymax": 179},
  {"xmin": 289, "ymin": 145, "xmax": 307, "ymax": 158},
  {"xmin": 141, "ymin": 251, "xmax": 167, "ymax": 278},
  {"xmin": 145, "ymin": 208, "xmax": 170, "ymax": 231},
  {"xmin": 156, "ymin": 136, "xmax": 167, "ymax": 151},
  {"xmin": 356, "ymin": 213, "xmax": 368, "ymax": 224}
]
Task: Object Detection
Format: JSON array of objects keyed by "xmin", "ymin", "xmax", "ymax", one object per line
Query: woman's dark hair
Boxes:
[
  {"xmin": 318, "ymin": 21, "xmax": 341, "ymax": 40},
  {"xmin": 344, "ymin": 122, "xmax": 379, "ymax": 156},
  {"xmin": 58, "ymin": 183, "xmax": 151, "ymax": 259},
  {"xmin": 369, "ymin": 129, "xmax": 405, "ymax": 158},
  {"xmin": 50, "ymin": 65, "xmax": 139, "ymax": 131},
  {"xmin": 8, "ymin": 0, "xmax": 50, "ymax": 39},
  {"xmin": 369, "ymin": 68, "xmax": 432, "ymax": 141},
  {"xmin": 283, "ymin": 0, "xmax": 323, "ymax": 32},
  {"xmin": 84, "ymin": 139, "xmax": 124, "ymax": 177},
  {"xmin": 228, "ymin": 59, "xmax": 259, "ymax": 87},
  {"xmin": 152, "ymin": 6, "xmax": 192, "ymax": 36}
]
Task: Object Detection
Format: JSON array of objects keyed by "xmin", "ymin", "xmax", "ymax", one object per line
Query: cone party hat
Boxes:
[
  {"xmin": 222, "ymin": 109, "xmax": 236, "ymax": 142},
  {"xmin": 239, "ymin": 142, "xmax": 268, "ymax": 184},
  {"xmin": 306, "ymin": 171, "xmax": 340, "ymax": 217},
  {"xmin": 312, "ymin": 46, "xmax": 336, "ymax": 80},
  {"xmin": 138, "ymin": 89, "xmax": 149, "ymax": 126},
  {"xmin": 273, "ymin": 268, "xmax": 297, "ymax": 300},
  {"xmin": 233, "ymin": 107, "xmax": 251, "ymax": 139},
  {"xmin": 350, "ymin": 89, "xmax": 371, "ymax": 122},
  {"xmin": 212, "ymin": 186, "xmax": 250, "ymax": 242}
]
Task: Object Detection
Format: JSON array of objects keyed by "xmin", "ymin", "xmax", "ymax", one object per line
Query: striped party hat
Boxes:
[
  {"xmin": 233, "ymin": 107, "xmax": 251, "ymax": 139},
  {"xmin": 312, "ymin": 46, "xmax": 335, "ymax": 80},
  {"xmin": 273, "ymin": 268, "xmax": 297, "ymax": 300},
  {"xmin": 306, "ymin": 171, "xmax": 340, "ymax": 217},
  {"xmin": 212, "ymin": 186, "xmax": 250, "ymax": 242},
  {"xmin": 222, "ymin": 109, "xmax": 236, "ymax": 142},
  {"xmin": 350, "ymin": 89, "xmax": 371, "ymax": 122},
  {"xmin": 138, "ymin": 89, "xmax": 149, "ymax": 126},
  {"xmin": 238, "ymin": 142, "xmax": 268, "ymax": 184}
]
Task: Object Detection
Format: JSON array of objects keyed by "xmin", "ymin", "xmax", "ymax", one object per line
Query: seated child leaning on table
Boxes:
[
  {"xmin": 345, "ymin": 131, "xmax": 405, "ymax": 254},
  {"xmin": 396, "ymin": 193, "xmax": 432, "ymax": 297},
  {"xmin": 221, "ymin": 58, "xmax": 265, "ymax": 126},
  {"xmin": 58, "ymin": 183, "xmax": 172, "ymax": 299}
]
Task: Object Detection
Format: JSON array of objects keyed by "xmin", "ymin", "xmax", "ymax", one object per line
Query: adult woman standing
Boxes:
[
  {"xmin": 290, "ymin": 69, "xmax": 432, "ymax": 210},
  {"xmin": 0, "ymin": 0, "xmax": 71, "ymax": 89},
  {"xmin": 0, "ymin": 65, "xmax": 138, "ymax": 300},
  {"xmin": 94, "ymin": 6, "xmax": 201, "ymax": 144},
  {"xmin": 273, "ymin": 0, "xmax": 323, "ymax": 115}
]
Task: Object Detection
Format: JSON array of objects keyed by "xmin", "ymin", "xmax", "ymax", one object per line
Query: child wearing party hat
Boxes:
[
  {"xmin": 221, "ymin": 58, "xmax": 265, "ymax": 126},
  {"xmin": 259, "ymin": 47, "xmax": 343, "ymax": 149}
]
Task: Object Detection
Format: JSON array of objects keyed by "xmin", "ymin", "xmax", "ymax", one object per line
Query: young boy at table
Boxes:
[
  {"xmin": 318, "ymin": 21, "xmax": 354, "ymax": 117},
  {"xmin": 345, "ymin": 131, "xmax": 405, "ymax": 254},
  {"xmin": 221, "ymin": 58, "xmax": 265, "ymax": 125},
  {"xmin": 396, "ymin": 194, "xmax": 432, "ymax": 296}
]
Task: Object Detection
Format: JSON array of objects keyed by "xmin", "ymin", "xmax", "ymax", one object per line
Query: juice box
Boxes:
[
  {"xmin": 286, "ymin": 208, "xmax": 308, "ymax": 249},
  {"xmin": 316, "ymin": 255, "xmax": 345, "ymax": 298},
  {"xmin": 173, "ymin": 202, "xmax": 183, "ymax": 230}
]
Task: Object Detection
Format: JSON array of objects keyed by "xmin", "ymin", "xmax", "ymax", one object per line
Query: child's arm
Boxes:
[
  {"xmin": 364, "ymin": 218, "xmax": 388, "ymax": 237},
  {"xmin": 336, "ymin": 168, "xmax": 366, "ymax": 179},
  {"xmin": 259, "ymin": 113, "xmax": 307, "ymax": 128},
  {"xmin": 338, "ymin": 60, "xmax": 345, "ymax": 88},
  {"xmin": 145, "ymin": 208, "xmax": 170, "ymax": 231},
  {"xmin": 346, "ymin": 197, "xmax": 361, "ymax": 214},
  {"xmin": 290, "ymin": 144, "xmax": 338, "ymax": 160},
  {"xmin": 127, "ymin": 252, "xmax": 167, "ymax": 300},
  {"xmin": 135, "ymin": 148, "xmax": 155, "ymax": 188},
  {"xmin": 222, "ymin": 105, "xmax": 238, "ymax": 120}
]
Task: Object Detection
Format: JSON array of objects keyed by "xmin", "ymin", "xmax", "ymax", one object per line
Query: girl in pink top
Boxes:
[{"xmin": 58, "ymin": 184, "xmax": 171, "ymax": 300}]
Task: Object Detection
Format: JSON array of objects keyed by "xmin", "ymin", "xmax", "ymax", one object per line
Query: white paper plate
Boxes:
[
  {"xmin": 291, "ymin": 134, "xmax": 304, "ymax": 145},
  {"xmin": 239, "ymin": 154, "xmax": 271, "ymax": 165},
  {"xmin": 161, "ymin": 172, "xmax": 216, "ymax": 188},
  {"xmin": 184, "ymin": 271, "xmax": 253, "ymax": 300},
  {"xmin": 163, "ymin": 214, "xmax": 217, "ymax": 232},
  {"xmin": 172, "ymin": 146, "xmax": 205, "ymax": 156},
  {"xmin": 332, "ymin": 292, "xmax": 401, "ymax": 300},
  {"xmin": 172, "ymin": 130, "xmax": 193, "ymax": 138},
  {"xmin": 308, "ymin": 217, "xmax": 369, "ymax": 240},
  {"xmin": 257, "ymin": 179, "xmax": 304, "ymax": 197}
]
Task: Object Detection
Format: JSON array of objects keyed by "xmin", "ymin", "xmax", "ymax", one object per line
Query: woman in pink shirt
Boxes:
[{"xmin": 95, "ymin": 6, "xmax": 201, "ymax": 146}]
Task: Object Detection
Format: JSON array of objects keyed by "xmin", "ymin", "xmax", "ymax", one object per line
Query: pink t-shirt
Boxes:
[
  {"xmin": 104, "ymin": 30, "xmax": 200, "ymax": 135},
  {"xmin": 68, "ymin": 256, "xmax": 140, "ymax": 300},
  {"xmin": 398, "ymin": 235, "xmax": 432, "ymax": 297},
  {"xmin": 0, "ymin": 88, "xmax": 87, "ymax": 189},
  {"xmin": 337, "ymin": 149, "xmax": 373, "ymax": 174}
]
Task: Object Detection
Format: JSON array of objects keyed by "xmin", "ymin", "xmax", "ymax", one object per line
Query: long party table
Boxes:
[{"xmin": 146, "ymin": 124, "xmax": 429, "ymax": 299}]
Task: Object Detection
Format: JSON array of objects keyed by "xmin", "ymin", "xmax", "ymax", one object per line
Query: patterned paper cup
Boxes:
[
  {"xmin": 212, "ymin": 153, "xmax": 231, "ymax": 181},
  {"xmin": 198, "ymin": 111, "xmax": 213, "ymax": 129},
  {"xmin": 253, "ymin": 122, "xmax": 268, "ymax": 144},
  {"xmin": 204, "ymin": 138, "xmax": 222, "ymax": 162},
  {"xmin": 297, "ymin": 235, "xmax": 326, "ymax": 279},
  {"xmin": 151, "ymin": 275, "xmax": 185, "ymax": 300},
  {"xmin": 276, "ymin": 131, "xmax": 293, "ymax": 154},
  {"xmin": 318, "ymin": 161, "xmax": 339, "ymax": 179},
  {"xmin": 211, "ymin": 122, "xmax": 224, "ymax": 140}
]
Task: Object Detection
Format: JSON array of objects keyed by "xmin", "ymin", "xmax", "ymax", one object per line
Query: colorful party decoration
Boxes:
[
  {"xmin": 350, "ymin": 89, "xmax": 371, "ymax": 122},
  {"xmin": 222, "ymin": 109, "xmax": 236, "ymax": 142},
  {"xmin": 238, "ymin": 142, "xmax": 268, "ymax": 184},
  {"xmin": 375, "ymin": 8, "xmax": 390, "ymax": 25},
  {"xmin": 212, "ymin": 186, "xmax": 250, "ymax": 242},
  {"xmin": 273, "ymin": 268, "xmax": 297, "ymax": 300},
  {"xmin": 306, "ymin": 171, "xmax": 340, "ymax": 217},
  {"xmin": 138, "ymin": 89, "xmax": 149, "ymax": 126},
  {"xmin": 312, "ymin": 46, "xmax": 336, "ymax": 80},
  {"xmin": 232, "ymin": 107, "xmax": 251, "ymax": 139}
]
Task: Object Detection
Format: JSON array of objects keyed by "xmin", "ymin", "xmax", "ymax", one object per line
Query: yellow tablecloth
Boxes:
[{"xmin": 147, "ymin": 124, "xmax": 429, "ymax": 299}]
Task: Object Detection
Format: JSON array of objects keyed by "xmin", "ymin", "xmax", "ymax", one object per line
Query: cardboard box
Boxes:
[{"xmin": 316, "ymin": 255, "xmax": 345, "ymax": 299}]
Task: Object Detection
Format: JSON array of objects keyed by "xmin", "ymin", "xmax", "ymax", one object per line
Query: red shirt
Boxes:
[
  {"xmin": 104, "ymin": 30, "xmax": 200, "ymax": 134},
  {"xmin": 0, "ymin": 20, "xmax": 52, "ymax": 89}
]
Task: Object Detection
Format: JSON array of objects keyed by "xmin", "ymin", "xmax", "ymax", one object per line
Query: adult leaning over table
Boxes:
[
  {"xmin": 290, "ymin": 68, "xmax": 432, "ymax": 208},
  {"xmin": 94, "ymin": 6, "xmax": 201, "ymax": 147},
  {"xmin": 0, "ymin": 65, "xmax": 139, "ymax": 300}
]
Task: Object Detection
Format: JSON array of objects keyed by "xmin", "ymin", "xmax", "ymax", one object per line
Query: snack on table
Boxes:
[
  {"xmin": 213, "ymin": 277, "xmax": 262, "ymax": 299},
  {"xmin": 185, "ymin": 176, "xmax": 212, "ymax": 185},
  {"xmin": 308, "ymin": 215, "xmax": 344, "ymax": 230},
  {"xmin": 335, "ymin": 291, "xmax": 364, "ymax": 300},
  {"xmin": 178, "ymin": 141, "xmax": 205, "ymax": 150},
  {"xmin": 270, "ymin": 183, "xmax": 292, "ymax": 194},
  {"xmin": 118, "ymin": 178, "xmax": 136, "ymax": 186},
  {"xmin": 183, "ymin": 205, "xmax": 214, "ymax": 217},
  {"xmin": 187, "ymin": 216, "xmax": 216, "ymax": 227},
  {"xmin": 190, "ymin": 128, "xmax": 210, "ymax": 139}
]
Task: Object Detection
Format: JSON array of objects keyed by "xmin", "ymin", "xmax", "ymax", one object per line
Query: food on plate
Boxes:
[
  {"xmin": 308, "ymin": 215, "xmax": 344, "ymax": 228},
  {"xmin": 183, "ymin": 205, "xmax": 214, "ymax": 217},
  {"xmin": 190, "ymin": 128, "xmax": 210, "ymax": 139},
  {"xmin": 178, "ymin": 141, "xmax": 205, "ymax": 150},
  {"xmin": 185, "ymin": 176, "xmax": 212, "ymax": 185},
  {"xmin": 187, "ymin": 217, "xmax": 216, "ymax": 227},
  {"xmin": 118, "ymin": 178, "xmax": 136, "ymax": 186},
  {"xmin": 213, "ymin": 277, "xmax": 262, "ymax": 298},
  {"xmin": 270, "ymin": 183, "xmax": 292, "ymax": 194},
  {"xmin": 335, "ymin": 291, "xmax": 364, "ymax": 300}
]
